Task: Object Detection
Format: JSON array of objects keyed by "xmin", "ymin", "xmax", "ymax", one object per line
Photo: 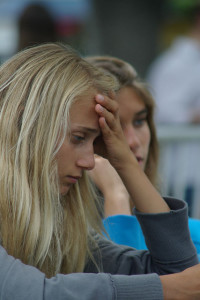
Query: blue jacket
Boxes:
[{"xmin": 104, "ymin": 213, "xmax": 200, "ymax": 261}]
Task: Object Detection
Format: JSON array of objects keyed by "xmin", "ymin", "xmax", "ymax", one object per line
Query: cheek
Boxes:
[
  {"xmin": 141, "ymin": 126, "xmax": 151, "ymax": 153},
  {"xmin": 122, "ymin": 127, "xmax": 129, "ymax": 140},
  {"xmin": 146, "ymin": 128, "xmax": 151, "ymax": 148},
  {"xmin": 56, "ymin": 142, "xmax": 73, "ymax": 174}
]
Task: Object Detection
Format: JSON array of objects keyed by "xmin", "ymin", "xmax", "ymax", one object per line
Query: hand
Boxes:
[
  {"xmin": 88, "ymin": 155, "xmax": 132, "ymax": 217},
  {"xmin": 160, "ymin": 264, "xmax": 200, "ymax": 299},
  {"xmin": 94, "ymin": 92, "xmax": 169, "ymax": 214},
  {"xmin": 94, "ymin": 93, "xmax": 136, "ymax": 171}
]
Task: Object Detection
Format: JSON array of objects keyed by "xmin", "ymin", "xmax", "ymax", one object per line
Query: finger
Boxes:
[
  {"xmin": 95, "ymin": 104, "xmax": 116, "ymax": 130},
  {"xmin": 98, "ymin": 116, "xmax": 112, "ymax": 138},
  {"xmin": 97, "ymin": 110, "xmax": 126, "ymax": 148},
  {"xmin": 95, "ymin": 94, "xmax": 118, "ymax": 115}
]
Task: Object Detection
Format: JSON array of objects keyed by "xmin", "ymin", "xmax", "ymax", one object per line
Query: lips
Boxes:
[
  {"xmin": 136, "ymin": 157, "xmax": 143, "ymax": 162},
  {"xmin": 67, "ymin": 175, "xmax": 81, "ymax": 184},
  {"xmin": 136, "ymin": 156, "xmax": 143, "ymax": 165}
]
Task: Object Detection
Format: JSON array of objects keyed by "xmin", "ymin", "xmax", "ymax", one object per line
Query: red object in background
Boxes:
[{"xmin": 56, "ymin": 18, "xmax": 83, "ymax": 37}]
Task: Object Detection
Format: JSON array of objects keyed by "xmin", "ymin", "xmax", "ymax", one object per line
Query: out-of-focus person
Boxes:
[
  {"xmin": 18, "ymin": 3, "xmax": 57, "ymax": 51},
  {"xmin": 147, "ymin": 2, "xmax": 200, "ymax": 124}
]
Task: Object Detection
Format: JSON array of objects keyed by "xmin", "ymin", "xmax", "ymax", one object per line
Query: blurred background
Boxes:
[
  {"xmin": 1, "ymin": 0, "xmax": 200, "ymax": 218},
  {"xmin": 0, "ymin": 0, "xmax": 185, "ymax": 74}
]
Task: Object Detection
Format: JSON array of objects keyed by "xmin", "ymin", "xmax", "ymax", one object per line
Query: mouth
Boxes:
[
  {"xmin": 136, "ymin": 157, "xmax": 143, "ymax": 165},
  {"xmin": 67, "ymin": 175, "xmax": 81, "ymax": 184}
]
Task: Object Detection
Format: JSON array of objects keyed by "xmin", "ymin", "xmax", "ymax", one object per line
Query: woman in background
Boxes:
[{"xmin": 86, "ymin": 55, "xmax": 200, "ymax": 256}]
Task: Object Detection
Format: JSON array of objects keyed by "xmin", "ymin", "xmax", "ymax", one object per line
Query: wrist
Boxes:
[
  {"xmin": 115, "ymin": 153, "xmax": 140, "ymax": 176},
  {"xmin": 160, "ymin": 273, "xmax": 185, "ymax": 300},
  {"xmin": 104, "ymin": 190, "xmax": 132, "ymax": 217}
]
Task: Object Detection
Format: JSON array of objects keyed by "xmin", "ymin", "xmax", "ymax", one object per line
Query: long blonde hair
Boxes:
[
  {"xmin": 85, "ymin": 56, "xmax": 159, "ymax": 186},
  {"xmin": 0, "ymin": 43, "xmax": 118, "ymax": 277}
]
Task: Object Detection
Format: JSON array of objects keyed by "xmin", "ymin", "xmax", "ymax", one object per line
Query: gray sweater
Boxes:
[{"xmin": 0, "ymin": 198, "xmax": 198, "ymax": 299}]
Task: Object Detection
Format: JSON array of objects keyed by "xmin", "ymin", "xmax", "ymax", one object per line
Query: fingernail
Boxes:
[
  {"xmin": 97, "ymin": 104, "xmax": 104, "ymax": 112},
  {"xmin": 97, "ymin": 94, "xmax": 104, "ymax": 102}
]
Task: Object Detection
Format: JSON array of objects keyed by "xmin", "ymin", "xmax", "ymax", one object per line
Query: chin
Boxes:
[{"xmin": 60, "ymin": 185, "xmax": 70, "ymax": 196}]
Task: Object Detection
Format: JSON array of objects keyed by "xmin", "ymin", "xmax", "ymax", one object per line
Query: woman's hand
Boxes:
[
  {"xmin": 160, "ymin": 264, "xmax": 200, "ymax": 299},
  {"xmin": 94, "ymin": 93, "xmax": 136, "ymax": 171},
  {"xmin": 88, "ymin": 155, "xmax": 132, "ymax": 217}
]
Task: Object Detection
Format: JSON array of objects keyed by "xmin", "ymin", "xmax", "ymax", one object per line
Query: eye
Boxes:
[
  {"xmin": 71, "ymin": 134, "xmax": 85, "ymax": 143},
  {"xmin": 133, "ymin": 117, "xmax": 147, "ymax": 127}
]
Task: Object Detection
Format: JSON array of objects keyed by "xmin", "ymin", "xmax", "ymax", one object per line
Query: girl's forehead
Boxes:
[
  {"xmin": 71, "ymin": 91, "xmax": 96, "ymax": 110},
  {"xmin": 117, "ymin": 87, "xmax": 145, "ymax": 109},
  {"xmin": 69, "ymin": 93, "xmax": 99, "ymax": 131}
]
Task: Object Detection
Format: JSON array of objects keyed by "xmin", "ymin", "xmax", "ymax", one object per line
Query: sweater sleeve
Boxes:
[
  {"xmin": 135, "ymin": 197, "xmax": 198, "ymax": 265},
  {"xmin": 89, "ymin": 198, "xmax": 198, "ymax": 276},
  {"xmin": 0, "ymin": 245, "xmax": 163, "ymax": 300},
  {"xmin": 103, "ymin": 208, "xmax": 200, "ymax": 261}
]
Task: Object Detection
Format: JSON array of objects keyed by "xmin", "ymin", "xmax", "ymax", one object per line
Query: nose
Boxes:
[
  {"xmin": 76, "ymin": 147, "xmax": 95, "ymax": 171},
  {"xmin": 124, "ymin": 125, "xmax": 140, "ymax": 152}
]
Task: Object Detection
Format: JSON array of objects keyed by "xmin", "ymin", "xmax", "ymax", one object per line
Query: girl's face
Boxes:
[
  {"xmin": 56, "ymin": 93, "xmax": 100, "ymax": 195},
  {"xmin": 117, "ymin": 86, "xmax": 151, "ymax": 171}
]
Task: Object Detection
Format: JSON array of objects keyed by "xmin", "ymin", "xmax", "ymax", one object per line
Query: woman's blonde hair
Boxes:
[
  {"xmin": 0, "ymin": 43, "xmax": 118, "ymax": 277},
  {"xmin": 85, "ymin": 56, "xmax": 159, "ymax": 186}
]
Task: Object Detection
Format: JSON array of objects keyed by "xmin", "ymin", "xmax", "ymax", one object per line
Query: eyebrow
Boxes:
[
  {"xmin": 73, "ymin": 126, "xmax": 101, "ymax": 136},
  {"xmin": 135, "ymin": 108, "xmax": 148, "ymax": 117}
]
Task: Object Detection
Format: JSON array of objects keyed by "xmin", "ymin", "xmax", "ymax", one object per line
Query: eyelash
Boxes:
[
  {"xmin": 72, "ymin": 135, "xmax": 85, "ymax": 143},
  {"xmin": 133, "ymin": 117, "xmax": 147, "ymax": 127}
]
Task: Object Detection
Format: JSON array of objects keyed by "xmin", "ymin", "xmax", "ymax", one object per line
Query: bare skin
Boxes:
[
  {"xmin": 56, "ymin": 91, "xmax": 100, "ymax": 195},
  {"xmin": 160, "ymin": 264, "xmax": 200, "ymax": 300},
  {"xmin": 94, "ymin": 92, "xmax": 169, "ymax": 214},
  {"xmin": 89, "ymin": 156, "xmax": 131, "ymax": 217},
  {"xmin": 56, "ymin": 88, "xmax": 169, "ymax": 214},
  {"xmin": 89, "ymin": 87, "xmax": 152, "ymax": 215}
]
